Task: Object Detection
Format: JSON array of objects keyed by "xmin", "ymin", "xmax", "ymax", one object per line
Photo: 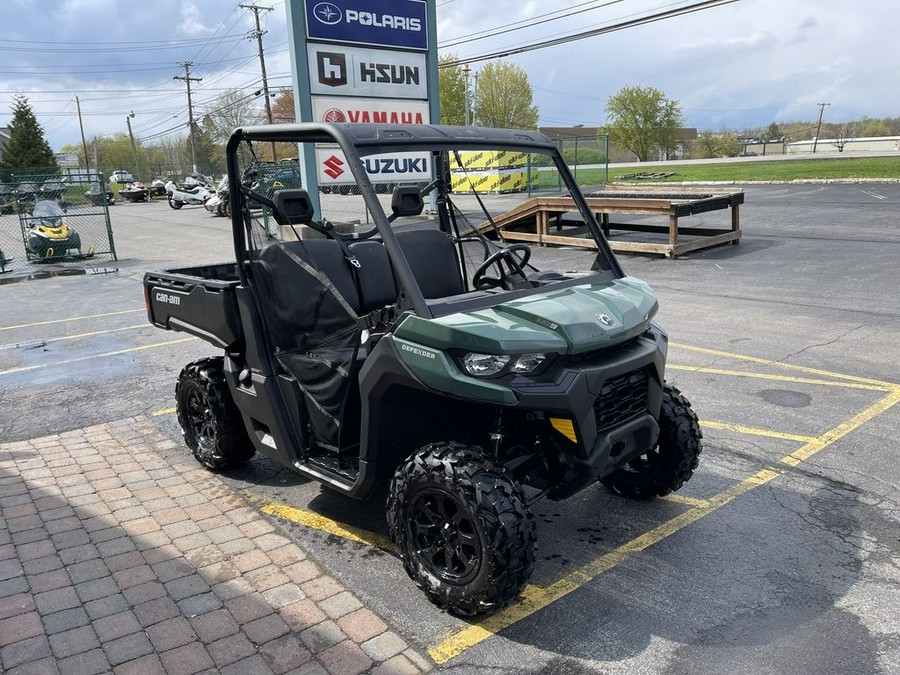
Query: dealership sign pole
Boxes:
[{"xmin": 284, "ymin": 0, "xmax": 439, "ymax": 217}]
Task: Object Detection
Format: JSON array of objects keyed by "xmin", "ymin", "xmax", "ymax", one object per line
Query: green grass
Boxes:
[{"xmin": 570, "ymin": 156, "xmax": 900, "ymax": 184}]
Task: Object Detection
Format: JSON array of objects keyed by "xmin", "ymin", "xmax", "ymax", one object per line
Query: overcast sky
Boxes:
[{"xmin": 1, "ymin": 0, "xmax": 896, "ymax": 151}]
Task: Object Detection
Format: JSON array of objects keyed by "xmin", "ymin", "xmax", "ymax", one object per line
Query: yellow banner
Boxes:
[
  {"xmin": 451, "ymin": 170, "xmax": 527, "ymax": 193},
  {"xmin": 449, "ymin": 150, "xmax": 528, "ymax": 170}
]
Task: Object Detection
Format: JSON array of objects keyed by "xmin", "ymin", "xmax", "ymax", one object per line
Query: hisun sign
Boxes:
[
  {"xmin": 307, "ymin": 45, "xmax": 427, "ymax": 99},
  {"xmin": 306, "ymin": 0, "xmax": 427, "ymax": 50}
]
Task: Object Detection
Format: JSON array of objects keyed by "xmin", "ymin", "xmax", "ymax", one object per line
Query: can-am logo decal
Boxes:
[
  {"xmin": 313, "ymin": 2, "xmax": 342, "ymax": 25},
  {"xmin": 323, "ymin": 156, "xmax": 345, "ymax": 179},
  {"xmin": 316, "ymin": 52, "xmax": 347, "ymax": 87},
  {"xmin": 597, "ymin": 314, "xmax": 613, "ymax": 326}
]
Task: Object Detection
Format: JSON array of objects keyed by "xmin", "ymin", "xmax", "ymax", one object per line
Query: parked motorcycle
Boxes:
[
  {"xmin": 25, "ymin": 200, "xmax": 93, "ymax": 261},
  {"xmin": 165, "ymin": 180, "xmax": 212, "ymax": 209},
  {"xmin": 203, "ymin": 175, "xmax": 230, "ymax": 217}
]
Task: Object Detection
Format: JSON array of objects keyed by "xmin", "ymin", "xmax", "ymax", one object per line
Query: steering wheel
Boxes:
[{"xmin": 472, "ymin": 243, "xmax": 532, "ymax": 290}]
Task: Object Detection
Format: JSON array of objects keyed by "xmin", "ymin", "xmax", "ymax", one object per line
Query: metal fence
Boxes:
[
  {"xmin": 527, "ymin": 134, "xmax": 609, "ymax": 195},
  {"xmin": 0, "ymin": 173, "xmax": 115, "ymax": 273}
]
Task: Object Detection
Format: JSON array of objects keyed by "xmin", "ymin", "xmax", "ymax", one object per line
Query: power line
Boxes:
[
  {"xmin": 441, "ymin": 0, "xmax": 625, "ymax": 49},
  {"xmin": 441, "ymin": 0, "xmax": 741, "ymax": 66}
]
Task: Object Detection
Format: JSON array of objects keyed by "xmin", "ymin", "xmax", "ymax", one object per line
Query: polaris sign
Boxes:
[
  {"xmin": 315, "ymin": 149, "xmax": 431, "ymax": 185},
  {"xmin": 307, "ymin": 45, "xmax": 427, "ymax": 99},
  {"xmin": 306, "ymin": 0, "xmax": 427, "ymax": 50}
]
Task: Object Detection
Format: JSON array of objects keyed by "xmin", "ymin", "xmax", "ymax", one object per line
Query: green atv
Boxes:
[{"xmin": 144, "ymin": 122, "xmax": 702, "ymax": 616}]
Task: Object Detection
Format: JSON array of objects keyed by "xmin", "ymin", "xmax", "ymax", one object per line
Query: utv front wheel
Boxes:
[
  {"xmin": 601, "ymin": 383, "xmax": 702, "ymax": 500},
  {"xmin": 387, "ymin": 443, "xmax": 536, "ymax": 616},
  {"xmin": 175, "ymin": 357, "xmax": 255, "ymax": 471}
]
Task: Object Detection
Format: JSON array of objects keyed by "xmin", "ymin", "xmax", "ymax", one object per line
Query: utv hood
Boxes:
[{"xmin": 396, "ymin": 277, "xmax": 658, "ymax": 356}]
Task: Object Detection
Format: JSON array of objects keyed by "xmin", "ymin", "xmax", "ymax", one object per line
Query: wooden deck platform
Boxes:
[{"xmin": 466, "ymin": 185, "xmax": 744, "ymax": 258}]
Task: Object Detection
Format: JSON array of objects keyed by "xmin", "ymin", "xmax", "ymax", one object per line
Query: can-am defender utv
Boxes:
[{"xmin": 144, "ymin": 123, "xmax": 702, "ymax": 616}]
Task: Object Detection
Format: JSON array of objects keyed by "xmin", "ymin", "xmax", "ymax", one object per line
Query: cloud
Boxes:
[{"xmin": 177, "ymin": 1, "xmax": 216, "ymax": 37}]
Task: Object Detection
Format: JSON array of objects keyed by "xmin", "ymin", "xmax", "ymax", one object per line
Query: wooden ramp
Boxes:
[{"xmin": 465, "ymin": 186, "xmax": 744, "ymax": 258}]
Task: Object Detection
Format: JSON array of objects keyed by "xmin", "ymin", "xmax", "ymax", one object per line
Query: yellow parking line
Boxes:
[
  {"xmin": 0, "ymin": 308, "xmax": 144, "ymax": 332},
  {"xmin": 670, "ymin": 342, "xmax": 900, "ymax": 390},
  {"xmin": 700, "ymin": 420, "xmax": 817, "ymax": 444},
  {"xmin": 430, "ymin": 467, "xmax": 782, "ymax": 664},
  {"xmin": 667, "ymin": 364, "xmax": 892, "ymax": 392},
  {"xmin": 660, "ymin": 494, "xmax": 711, "ymax": 508},
  {"xmin": 427, "ymin": 388, "xmax": 900, "ymax": 665},
  {"xmin": 781, "ymin": 388, "xmax": 900, "ymax": 466},
  {"xmin": 152, "ymin": 408, "xmax": 176, "ymax": 417},
  {"xmin": 0, "ymin": 324, "xmax": 148, "ymax": 351},
  {"xmin": 0, "ymin": 338, "xmax": 196, "ymax": 377},
  {"xmin": 260, "ymin": 501, "xmax": 395, "ymax": 552}
]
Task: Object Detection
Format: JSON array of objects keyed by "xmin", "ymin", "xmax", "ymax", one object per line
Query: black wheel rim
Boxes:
[
  {"xmin": 184, "ymin": 384, "xmax": 217, "ymax": 457},
  {"xmin": 407, "ymin": 488, "xmax": 482, "ymax": 585},
  {"xmin": 619, "ymin": 446, "xmax": 663, "ymax": 480}
]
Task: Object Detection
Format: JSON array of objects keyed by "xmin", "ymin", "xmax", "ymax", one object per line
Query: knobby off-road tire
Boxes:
[
  {"xmin": 387, "ymin": 442, "xmax": 536, "ymax": 616},
  {"xmin": 175, "ymin": 357, "xmax": 255, "ymax": 471},
  {"xmin": 601, "ymin": 383, "xmax": 702, "ymax": 500}
]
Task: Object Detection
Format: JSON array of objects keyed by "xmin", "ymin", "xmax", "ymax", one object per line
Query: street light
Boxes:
[{"xmin": 126, "ymin": 111, "xmax": 140, "ymax": 180}]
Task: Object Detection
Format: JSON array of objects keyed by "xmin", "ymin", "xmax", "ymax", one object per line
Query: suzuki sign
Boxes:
[
  {"xmin": 306, "ymin": 0, "xmax": 427, "ymax": 50},
  {"xmin": 308, "ymin": 45, "xmax": 427, "ymax": 99},
  {"xmin": 315, "ymin": 149, "xmax": 431, "ymax": 185}
]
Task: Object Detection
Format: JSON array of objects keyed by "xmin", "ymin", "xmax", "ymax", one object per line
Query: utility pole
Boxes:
[
  {"xmin": 174, "ymin": 61, "xmax": 202, "ymax": 173},
  {"xmin": 241, "ymin": 3, "xmax": 276, "ymax": 159},
  {"xmin": 126, "ymin": 111, "xmax": 140, "ymax": 180},
  {"xmin": 463, "ymin": 65, "xmax": 470, "ymax": 126},
  {"xmin": 812, "ymin": 102, "xmax": 830, "ymax": 154},
  {"xmin": 75, "ymin": 96, "xmax": 90, "ymax": 173}
]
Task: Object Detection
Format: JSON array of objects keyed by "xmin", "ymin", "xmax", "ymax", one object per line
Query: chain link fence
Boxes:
[
  {"xmin": 0, "ymin": 172, "xmax": 115, "ymax": 273},
  {"xmin": 527, "ymin": 134, "xmax": 609, "ymax": 195}
]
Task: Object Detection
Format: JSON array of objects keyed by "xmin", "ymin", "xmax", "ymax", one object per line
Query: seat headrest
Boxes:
[
  {"xmin": 272, "ymin": 189, "xmax": 314, "ymax": 225},
  {"xmin": 391, "ymin": 186, "xmax": 424, "ymax": 218}
]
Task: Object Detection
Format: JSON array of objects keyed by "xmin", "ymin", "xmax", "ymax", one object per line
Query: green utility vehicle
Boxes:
[{"xmin": 144, "ymin": 123, "xmax": 702, "ymax": 616}]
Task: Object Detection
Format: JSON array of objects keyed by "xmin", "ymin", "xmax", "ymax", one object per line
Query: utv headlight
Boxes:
[
  {"xmin": 462, "ymin": 353, "xmax": 510, "ymax": 377},
  {"xmin": 511, "ymin": 353, "xmax": 547, "ymax": 373}
]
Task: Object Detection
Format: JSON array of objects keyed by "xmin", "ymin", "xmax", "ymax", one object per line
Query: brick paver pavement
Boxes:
[{"xmin": 0, "ymin": 417, "xmax": 432, "ymax": 674}]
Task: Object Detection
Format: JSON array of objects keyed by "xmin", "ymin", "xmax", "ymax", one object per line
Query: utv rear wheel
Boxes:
[
  {"xmin": 601, "ymin": 383, "xmax": 702, "ymax": 500},
  {"xmin": 387, "ymin": 442, "xmax": 536, "ymax": 616},
  {"xmin": 176, "ymin": 357, "xmax": 255, "ymax": 471}
]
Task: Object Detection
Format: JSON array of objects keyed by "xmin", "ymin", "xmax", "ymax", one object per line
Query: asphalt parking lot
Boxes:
[{"xmin": 1, "ymin": 183, "xmax": 899, "ymax": 673}]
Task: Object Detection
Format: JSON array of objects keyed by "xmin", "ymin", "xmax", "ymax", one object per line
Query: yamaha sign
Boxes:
[
  {"xmin": 306, "ymin": 0, "xmax": 427, "ymax": 50},
  {"xmin": 307, "ymin": 44, "xmax": 427, "ymax": 99}
]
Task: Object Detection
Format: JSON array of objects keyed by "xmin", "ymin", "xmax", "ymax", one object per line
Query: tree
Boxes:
[
  {"xmin": 203, "ymin": 89, "xmax": 261, "ymax": 144},
  {"xmin": 473, "ymin": 61, "xmax": 539, "ymax": 130},
  {"xmin": 764, "ymin": 122, "xmax": 783, "ymax": 142},
  {"xmin": 438, "ymin": 55, "xmax": 467, "ymax": 125},
  {"xmin": 605, "ymin": 86, "xmax": 683, "ymax": 162},
  {"xmin": 271, "ymin": 90, "xmax": 295, "ymax": 123},
  {"xmin": 1, "ymin": 95, "xmax": 57, "ymax": 179}
]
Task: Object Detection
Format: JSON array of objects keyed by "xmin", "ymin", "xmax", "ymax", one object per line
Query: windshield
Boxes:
[
  {"xmin": 32, "ymin": 200, "xmax": 65, "ymax": 219},
  {"xmin": 231, "ymin": 124, "xmax": 622, "ymax": 317}
]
